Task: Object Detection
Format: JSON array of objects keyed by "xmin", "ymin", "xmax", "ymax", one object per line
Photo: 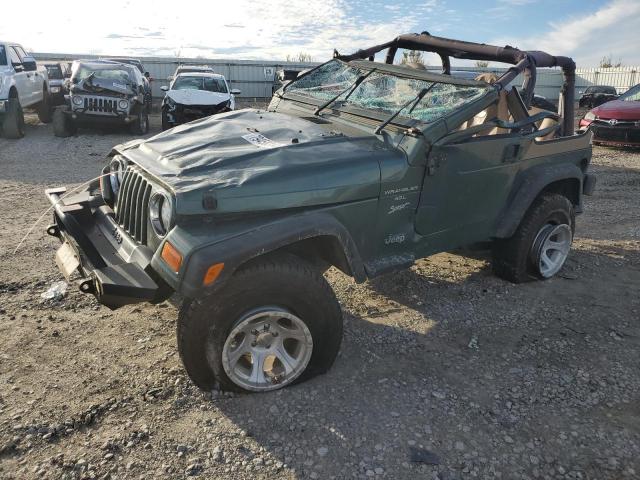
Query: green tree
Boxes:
[{"xmin": 400, "ymin": 50, "xmax": 425, "ymax": 66}]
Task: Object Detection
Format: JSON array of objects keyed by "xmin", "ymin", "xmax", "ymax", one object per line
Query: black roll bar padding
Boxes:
[
  {"xmin": 439, "ymin": 54, "xmax": 451, "ymax": 75},
  {"xmin": 335, "ymin": 32, "xmax": 576, "ymax": 136},
  {"xmin": 385, "ymin": 46, "xmax": 397, "ymax": 64}
]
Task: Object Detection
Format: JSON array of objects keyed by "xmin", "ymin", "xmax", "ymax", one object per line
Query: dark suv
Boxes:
[
  {"xmin": 578, "ymin": 85, "xmax": 618, "ymax": 108},
  {"xmin": 45, "ymin": 33, "xmax": 594, "ymax": 393},
  {"xmin": 52, "ymin": 60, "xmax": 149, "ymax": 136}
]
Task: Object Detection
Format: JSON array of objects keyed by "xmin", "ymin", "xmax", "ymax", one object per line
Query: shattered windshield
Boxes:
[
  {"xmin": 619, "ymin": 84, "xmax": 640, "ymax": 102},
  {"xmin": 285, "ymin": 59, "xmax": 489, "ymax": 124},
  {"xmin": 172, "ymin": 76, "xmax": 228, "ymax": 93},
  {"xmin": 73, "ymin": 65, "xmax": 133, "ymax": 84}
]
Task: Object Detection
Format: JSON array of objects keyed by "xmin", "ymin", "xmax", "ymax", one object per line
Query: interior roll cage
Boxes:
[{"xmin": 334, "ymin": 32, "xmax": 576, "ymax": 136}]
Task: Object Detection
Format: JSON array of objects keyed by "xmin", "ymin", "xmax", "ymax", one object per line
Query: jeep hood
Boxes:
[
  {"xmin": 167, "ymin": 89, "xmax": 231, "ymax": 106},
  {"xmin": 116, "ymin": 109, "xmax": 398, "ymax": 215}
]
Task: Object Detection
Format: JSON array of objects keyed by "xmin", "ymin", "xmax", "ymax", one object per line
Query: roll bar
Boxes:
[{"xmin": 334, "ymin": 32, "xmax": 576, "ymax": 136}]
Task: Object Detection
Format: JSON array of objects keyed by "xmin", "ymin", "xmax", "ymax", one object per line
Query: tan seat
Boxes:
[
  {"xmin": 528, "ymin": 106, "xmax": 558, "ymax": 141},
  {"xmin": 458, "ymin": 73, "xmax": 510, "ymax": 135}
]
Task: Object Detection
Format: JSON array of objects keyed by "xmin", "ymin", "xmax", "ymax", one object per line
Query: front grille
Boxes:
[
  {"xmin": 80, "ymin": 96, "xmax": 119, "ymax": 115},
  {"xmin": 114, "ymin": 167, "xmax": 152, "ymax": 244},
  {"xmin": 591, "ymin": 124, "xmax": 640, "ymax": 144}
]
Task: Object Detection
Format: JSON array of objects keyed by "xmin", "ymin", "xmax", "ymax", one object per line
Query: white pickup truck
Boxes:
[{"xmin": 0, "ymin": 42, "xmax": 52, "ymax": 138}]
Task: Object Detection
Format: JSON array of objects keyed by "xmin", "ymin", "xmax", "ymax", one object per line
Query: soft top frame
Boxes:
[{"xmin": 334, "ymin": 32, "xmax": 576, "ymax": 136}]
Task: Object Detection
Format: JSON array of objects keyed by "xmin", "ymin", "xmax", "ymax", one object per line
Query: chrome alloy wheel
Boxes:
[
  {"xmin": 221, "ymin": 307, "xmax": 313, "ymax": 392},
  {"xmin": 531, "ymin": 223, "xmax": 572, "ymax": 278}
]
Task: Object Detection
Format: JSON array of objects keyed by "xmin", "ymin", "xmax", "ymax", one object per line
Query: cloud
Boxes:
[
  {"xmin": 0, "ymin": 0, "xmax": 440, "ymax": 61},
  {"xmin": 0, "ymin": 0, "xmax": 460, "ymax": 61},
  {"xmin": 491, "ymin": 0, "xmax": 640, "ymax": 66}
]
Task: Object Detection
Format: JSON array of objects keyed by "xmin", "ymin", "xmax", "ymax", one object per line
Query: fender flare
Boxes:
[
  {"xmin": 176, "ymin": 212, "xmax": 365, "ymax": 298},
  {"xmin": 495, "ymin": 162, "xmax": 583, "ymax": 239}
]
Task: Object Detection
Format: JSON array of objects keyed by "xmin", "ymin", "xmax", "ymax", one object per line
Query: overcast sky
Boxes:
[{"xmin": 2, "ymin": 0, "xmax": 639, "ymax": 67}]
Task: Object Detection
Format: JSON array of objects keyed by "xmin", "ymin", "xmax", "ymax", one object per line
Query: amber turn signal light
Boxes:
[
  {"xmin": 203, "ymin": 262, "xmax": 224, "ymax": 286},
  {"xmin": 161, "ymin": 242, "xmax": 183, "ymax": 273}
]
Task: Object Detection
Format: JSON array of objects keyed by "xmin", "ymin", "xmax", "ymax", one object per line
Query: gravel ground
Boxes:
[{"xmin": 0, "ymin": 112, "xmax": 639, "ymax": 480}]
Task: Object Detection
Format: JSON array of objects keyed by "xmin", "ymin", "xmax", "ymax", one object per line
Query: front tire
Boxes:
[
  {"xmin": 492, "ymin": 193, "xmax": 575, "ymax": 283},
  {"xmin": 178, "ymin": 254, "xmax": 343, "ymax": 393},
  {"xmin": 2, "ymin": 97, "xmax": 25, "ymax": 139},
  {"xmin": 52, "ymin": 107, "xmax": 76, "ymax": 137},
  {"xmin": 129, "ymin": 111, "xmax": 149, "ymax": 135},
  {"xmin": 161, "ymin": 111, "xmax": 171, "ymax": 131}
]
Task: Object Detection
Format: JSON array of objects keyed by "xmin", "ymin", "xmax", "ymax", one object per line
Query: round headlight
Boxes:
[
  {"xmin": 109, "ymin": 158, "xmax": 126, "ymax": 195},
  {"xmin": 150, "ymin": 192, "xmax": 174, "ymax": 237},
  {"xmin": 72, "ymin": 95, "xmax": 83, "ymax": 106},
  {"xmin": 118, "ymin": 99, "xmax": 129, "ymax": 110}
]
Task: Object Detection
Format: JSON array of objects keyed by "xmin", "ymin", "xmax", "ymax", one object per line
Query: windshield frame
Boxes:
[{"xmin": 281, "ymin": 59, "xmax": 492, "ymax": 128}]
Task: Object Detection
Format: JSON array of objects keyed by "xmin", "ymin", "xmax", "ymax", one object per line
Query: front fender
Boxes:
[
  {"xmin": 495, "ymin": 162, "xmax": 584, "ymax": 239},
  {"xmin": 160, "ymin": 212, "xmax": 365, "ymax": 299}
]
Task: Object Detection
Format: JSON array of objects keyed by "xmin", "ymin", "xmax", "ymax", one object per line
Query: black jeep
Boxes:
[{"xmin": 53, "ymin": 60, "xmax": 149, "ymax": 137}]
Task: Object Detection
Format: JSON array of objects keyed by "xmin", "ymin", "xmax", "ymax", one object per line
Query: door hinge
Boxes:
[
  {"xmin": 502, "ymin": 144, "xmax": 521, "ymax": 163},
  {"xmin": 426, "ymin": 154, "xmax": 441, "ymax": 176}
]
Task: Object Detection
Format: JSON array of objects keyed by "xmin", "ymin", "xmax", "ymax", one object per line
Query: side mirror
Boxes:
[
  {"xmin": 230, "ymin": 89, "xmax": 241, "ymax": 95},
  {"xmin": 22, "ymin": 57, "xmax": 37, "ymax": 72},
  {"xmin": 160, "ymin": 86, "xmax": 169, "ymax": 92}
]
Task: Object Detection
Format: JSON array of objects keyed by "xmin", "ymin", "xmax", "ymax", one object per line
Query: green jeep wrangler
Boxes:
[{"xmin": 45, "ymin": 33, "xmax": 595, "ymax": 393}]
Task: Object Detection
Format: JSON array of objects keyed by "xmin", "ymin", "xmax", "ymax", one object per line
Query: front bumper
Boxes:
[
  {"xmin": 589, "ymin": 121, "xmax": 640, "ymax": 147},
  {"xmin": 45, "ymin": 187, "xmax": 171, "ymax": 309},
  {"xmin": 163, "ymin": 104, "xmax": 230, "ymax": 127},
  {"xmin": 67, "ymin": 109, "xmax": 136, "ymax": 125}
]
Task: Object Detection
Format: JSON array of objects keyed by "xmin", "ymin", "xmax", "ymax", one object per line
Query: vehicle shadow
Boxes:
[{"xmin": 207, "ymin": 243, "xmax": 640, "ymax": 479}]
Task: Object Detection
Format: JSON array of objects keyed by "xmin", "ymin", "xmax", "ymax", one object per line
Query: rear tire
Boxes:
[
  {"xmin": 2, "ymin": 97, "xmax": 25, "ymax": 139},
  {"xmin": 177, "ymin": 253, "xmax": 343, "ymax": 393},
  {"xmin": 52, "ymin": 107, "xmax": 76, "ymax": 137},
  {"xmin": 37, "ymin": 90, "xmax": 53, "ymax": 123},
  {"xmin": 492, "ymin": 193, "xmax": 575, "ymax": 283}
]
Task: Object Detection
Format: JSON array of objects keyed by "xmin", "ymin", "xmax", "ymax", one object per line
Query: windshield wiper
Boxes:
[
  {"xmin": 314, "ymin": 69, "xmax": 376, "ymax": 116},
  {"xmin": 374, "ymin": 83, "xmax": 438, "ymax": 135}
]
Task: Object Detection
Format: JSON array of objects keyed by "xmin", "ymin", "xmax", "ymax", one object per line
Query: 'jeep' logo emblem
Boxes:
[{"xmin": 608, "ymin": 119, "xmax": 618, "ymax": 125}]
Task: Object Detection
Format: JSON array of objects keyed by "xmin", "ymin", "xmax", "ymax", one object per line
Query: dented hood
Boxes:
[
  {"xmin": 116, "ymin": 109, "xmax": 396, "ymax": 215},
  {"xmin": 166, "ymin": 89, "xmax": 231, "ymax": 106}
]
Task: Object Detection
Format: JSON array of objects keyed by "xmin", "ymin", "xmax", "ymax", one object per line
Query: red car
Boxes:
[{"xmin": 579, "ymin": 83, "xmax": 640, "ymax": 147}]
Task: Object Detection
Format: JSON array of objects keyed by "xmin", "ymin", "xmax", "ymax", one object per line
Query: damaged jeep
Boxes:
[
  {"xmin": 45, "ymin": 33, "xmax": 594, "ymax": 393},
  {"xmin": 53, "ymin": 60, "xmax": 149, "ymax": 137}
]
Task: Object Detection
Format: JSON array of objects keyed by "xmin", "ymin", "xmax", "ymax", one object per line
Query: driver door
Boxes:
[
  {"xmin": 8, "ymin": 47, "xmax": 29, "ymax": 106},
  {"xmin": 415, "ymin": 130, "xmax": 533, "ymax": 249}
]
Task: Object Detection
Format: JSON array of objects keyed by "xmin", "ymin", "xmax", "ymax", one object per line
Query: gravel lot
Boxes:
[{"xmin": 0, "ymin": 112, "xmax": 639, "ymax": 480}]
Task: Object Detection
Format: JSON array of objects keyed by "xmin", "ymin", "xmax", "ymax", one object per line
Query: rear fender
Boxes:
[{"xmin": 495, "ymin": 162, "xmax": 584, "ymax": 239}]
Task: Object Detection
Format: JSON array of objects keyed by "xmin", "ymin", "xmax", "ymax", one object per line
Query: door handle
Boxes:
[{"xmin": 502, "ymin": 144, "xmax": 521, "ymax": 163}]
